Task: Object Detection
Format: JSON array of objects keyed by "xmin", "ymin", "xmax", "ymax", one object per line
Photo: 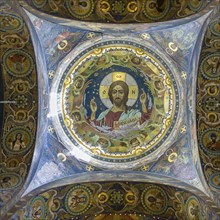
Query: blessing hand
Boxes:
[
  {"xmin": 90, "ymin": 97, "xmax": 97, "ymax": 113},
  {"xmin": 140, "ymin": 89, "xmax": 147, "ymax": 105}
]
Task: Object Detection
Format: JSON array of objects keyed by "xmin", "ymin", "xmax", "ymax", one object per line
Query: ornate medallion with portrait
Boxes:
[{"xmin": 52, "ymin": 40, "xmax": 179, "ymax": 166}]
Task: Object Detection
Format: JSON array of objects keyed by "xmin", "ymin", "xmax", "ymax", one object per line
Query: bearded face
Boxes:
[{"xmin": 111, "ymin": 85, "xmax": 125, "ymax": 106}]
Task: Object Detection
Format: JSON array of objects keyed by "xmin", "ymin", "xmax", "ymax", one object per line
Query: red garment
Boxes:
[{"xmin": 93, "ymin": 109, "xmax": 152, "ymax": 130}]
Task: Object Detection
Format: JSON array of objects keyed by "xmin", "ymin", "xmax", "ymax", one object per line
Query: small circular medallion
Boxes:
[
  {"xmin": 188, "ymin": 0, "xmax": 203, "ymax": 11},
  {"xmin": 0, "ymin": 173, "xmax": 22, "ymax": 190},
  {"xmin": 3, "ymin": 127, "xmax": 33, "ymax": 154},
  {"xmin": 3, "ymin": 50, "xmax": 34, "ymax": 77},
  {"xmin": 0, "ymin": 14, "xmax": 23, "ymax": 33},
  {"xmin": 201, "ymin": 54, "xmax": 220, "ymax": 80},
  {"xmin": 65, "ymin": 185, "xmax": 92, "ymax": 215},
  {"xmin": 66, "ymin": 0, "xmax": 94, "ymax": 19},
  {"xmin": 185, "ymin": 196, "xmax": 201, "ymax": 220},
  {"xmin": 98, "ymin": 192, "xmax": 109, "ymax": 204},
  {"xmin": 141, "ymin": 185, "xmax": 168, "ymax": 215},
  {"xmin": 29, "ymin": 196, "xmax": 47, "ymax": 220},
  {"xmin": 200, "ymin": 129, "xmax": 220, "ymax": 153},
  {"xmin": 6, "ymin": 158, "xmax": 20, "ymax": 168},
  {"xmin": 143, "ymin": 0, "xmax": 171, "ymax": 20},
  {"xmin": 210, "ymin": 19, "xmax": 220, "ymax": 36},
  {"xmin": 209, "ymin": 173, "xmax": 220, "ymax": 189}
]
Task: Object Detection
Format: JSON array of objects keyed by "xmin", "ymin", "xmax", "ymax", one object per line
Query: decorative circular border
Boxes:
[
  {"xmin": 29, "ymin": 196, "xmax": 47, "ymax": 219},
  {"xmin": 65, "ymin": 185, "xmax": 92, "ymax": 215},
  {"xmin": 143, "ymin": 1, "xmax": 171, "ymax": 21},
  {"xmin": 199, "ymin": 128, "xmax": 220, "ymax": 155},
  {"xmin": 201, "ymin": 53, "xmax": 220, "ymax": 80},
  {"xmin": 32, "ymin": 0, "xmax": 47, "ymax": 8},
  {"xmin": 0, "ymin": 173, "xmax": 22, "ymax": 190},
  {"xmin": 185, "ymin": 196, "xmax": 201, "ymax": 220},
  {"xmin": 188, "ymin": 0, "xmax": 204, "ymax": 12},
  {"xmin": 209, "ymin": 173, "xmax": 220, "ymax": 190},
  {"xmin": 140, "ymin": 185, "xmax": 168, "ymax": 215},
  {"xmin": 3, "ymin": 126, "xmax": 33, "ymax": 154},
  {"xmin": 66, "ymin": 0, "xmax": 95, "ymax": 19},
  {"xmin": 210, "ymin": 19, "xmax": 220, "ymax": 36},
  {"xmin": 3, "ymin": 49, "xmax": 34, "ymax": 77},
  {"xmin": 51, "ymin": 39, "xmax": 180, "ymax": 168},
  {"xmin": 57, "ymin": 40, "xmax": 179, "ymax": 163},
  {"xmin": 0, "ymin": 14, "xmax": 24, "ymax": 33}
]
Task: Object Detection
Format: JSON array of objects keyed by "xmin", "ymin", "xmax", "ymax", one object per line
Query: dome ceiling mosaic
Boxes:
[
  {"xmin": 51, "ymin": 39, "xmax": 180, "ymax": 168},
  {"xmin": 0, "ymin": 0, "xmax": 220, "ymax": 219}
]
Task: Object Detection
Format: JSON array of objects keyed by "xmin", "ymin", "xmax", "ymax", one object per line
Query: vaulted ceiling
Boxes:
[{"xmin": 0, "ymin": 0, "xmax": 220, "ymax": 219}]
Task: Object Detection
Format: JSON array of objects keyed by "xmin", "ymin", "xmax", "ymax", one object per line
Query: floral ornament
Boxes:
[
  {"xmin": 205, "ymin": 97, "xmax": 218, "ymax": 111},
  {"xmin": 15, "ymin": 95, "xmax": 28, "ymax": 108},
  {"xmin": 110, "ymin": 190, "xmax": 124, "ymax": 204},
  {"xmin": 112, "ymin": 1, "xmax": 126, "ymax": 14}
]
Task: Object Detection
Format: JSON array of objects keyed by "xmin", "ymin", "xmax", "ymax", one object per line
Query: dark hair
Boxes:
[
  {"xmin": 12, "ymin": 133, "xmax": 23, "ymax": 148},
  {"xmin": 3, "ymin": 177, "xmax": 11, "ymax": 183},
  {"xmin": 15, "ymin": 133, "xmax": 22, "ymax": 140},
  {"xmin": 108, "ymin": 80, "xmax": 129, "ymax": 105},
  {"xmin": 210, "ymin": 133, "xmax": 217, "ymax": 138}
]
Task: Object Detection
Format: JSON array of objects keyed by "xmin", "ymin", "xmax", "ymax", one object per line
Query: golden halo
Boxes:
[{"xmin": 99, "ymin": 72, "xmax": 138, "ymax": 108}]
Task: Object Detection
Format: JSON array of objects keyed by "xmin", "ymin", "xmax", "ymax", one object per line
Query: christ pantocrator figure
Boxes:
[{"xmin": 90, "ymin": 80, "xmax": 152, "ymax": 130}]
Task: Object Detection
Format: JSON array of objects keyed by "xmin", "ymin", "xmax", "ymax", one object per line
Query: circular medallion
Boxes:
[
  {"xmin": 66, "ymin": 0, "xmax": 94, "ymax": 19},
  {"xmin": 201, "ymin": 54, "xmax": 220, "ymax": 80},
  {"xmin": 32, "ymin": 0, "xmax": 47, "ymax": 8},
  {"xmin": 51, "ymin": 40, "xmax": 179, "ymax": 167},
  {"xmin": 185, "ymin": 196, "xmax": 201, "ymax": 220},
  {"xmin": 3, "ymin": 50, "xmax": 34, "ymax": 77},
  {"xmin": 65, "ymin": 185, "xmax": 92, "ymax": 215},
  {"xmin": 6, "ymin": 158, "xmax": 20, "ymax": 168},
  {"xmin": 127, "ymin": 2, "xmax": 138, "ymax": 13},
  {"xmin": 29, "ymin": 196, "xmax": 47, "ymax": 220},
  {"xmin": 0, "ymin": 173, "xmax": 22, "ymax": 190},
  {"xmin": 14, "ymin": 81, "xmax": 29, "ymax": 94},
  {"xmin": 210, "ymin": 19, "xmax": 220, "ymax": 36},
  {"xmin": 3, "ymin": 127, "xmax": 33, "ymax": 154},
  {"xmin": 143, "ymin": 0, "xmax": 171, "ymax": 20},
  {"xmin": 141, "ymin": 185, "xmax": 168, "ymax": 215},
  {"xmin": 0, "ymin": 14, "xmax": 23, "ymax": 33},
  {"xmin": 98, "ymin": 192, "xmax": 109, "ymax": 204},
  {"xmin": 206, "ymin": 84, "xmax": 219, "ymax": 96},
  {"xmin": 188, "ymin": 0, "xmax": 204, "ymax": 12},
  {"xmin": 209, "ymin": 173, "xmax": 220, "ymax": 189},
  {"xmin": 99, "ymin": 1, "xmax": 110, "ymax": 13},
  {"xmin": 200, "ymin": 129, "xmax": 220, "ymax": 154}
]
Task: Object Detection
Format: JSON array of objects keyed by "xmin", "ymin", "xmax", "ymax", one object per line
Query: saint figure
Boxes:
[
  {"xmin": 206, "ymin": 133, "xmax": 220, "ymax": 151},
  {"xmin": 9, "ymin": 133, "xmax": 26, "ymax": 151},
  {"xmin": 90, "ymin": 80, "xmax": 152, "ymax": 130}
]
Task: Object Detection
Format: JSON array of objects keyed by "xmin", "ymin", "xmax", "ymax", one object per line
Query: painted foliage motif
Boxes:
[
  {"xmin": 196, "ymin": 10, "xmax": 220, "ymax": 199},
  {"xmin": 0, "ymin": 3, "xmax": 38, "ymax": 212},
  {"xmin": 12, "ymin": 182, "xmax": 220, "ymax": 220},
  {"xmin": 23, "ymin": 0, "xmax": 214, "ymax": 23},
  {"xmin": 54, "ymin": 40, "xmax": 178, "ymax": 163}
]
